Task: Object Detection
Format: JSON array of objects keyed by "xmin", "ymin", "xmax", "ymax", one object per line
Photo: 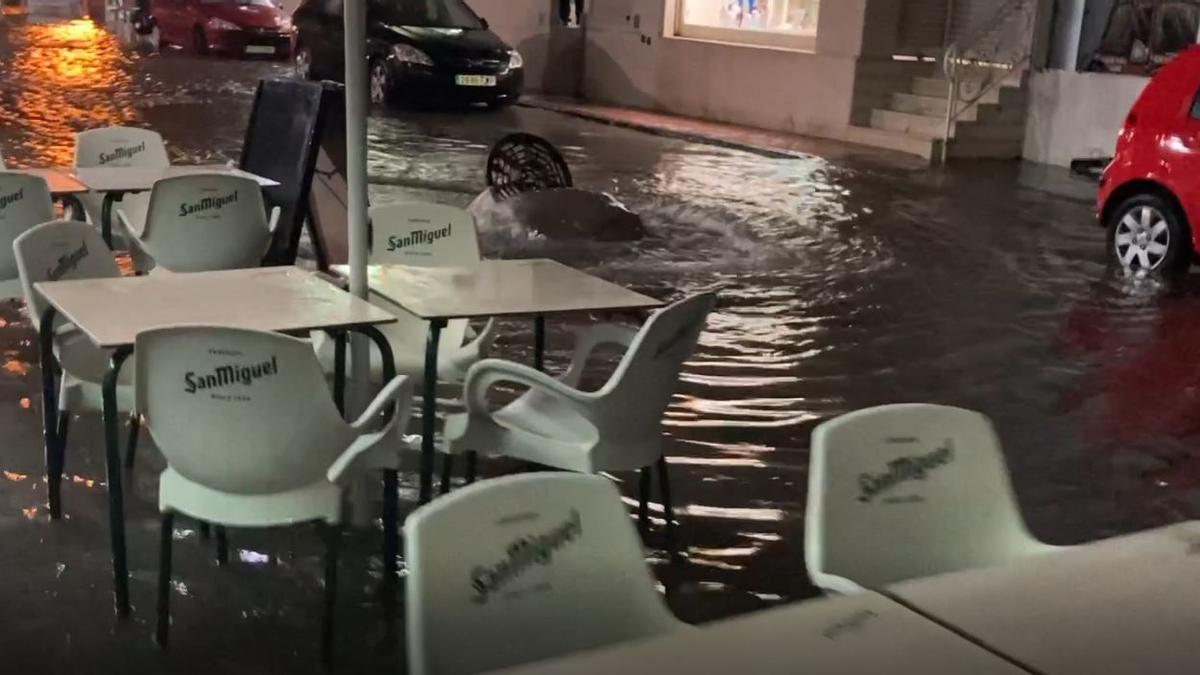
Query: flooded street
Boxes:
[{"xmin": 3, "ymin": 12, "xmax": 1200, "ymax": 673}]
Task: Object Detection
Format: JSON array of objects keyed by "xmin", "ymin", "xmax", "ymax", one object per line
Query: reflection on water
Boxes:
[
  {"xmin": 1, "ymin": 18, "xmax": 136, "ymax": 165},
  {"xmin": 2, "ymin": 15, "xmax": 1200, "ymax": 662}
]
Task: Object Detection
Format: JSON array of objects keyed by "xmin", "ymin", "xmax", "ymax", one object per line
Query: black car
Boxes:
[{"xmin": 292, "ymin": 0, "xmax": 523, "ymax": 108}]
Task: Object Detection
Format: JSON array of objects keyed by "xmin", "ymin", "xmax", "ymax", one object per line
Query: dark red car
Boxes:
[
  {"xmin": 1099, "ymin": 47, "xmax": 1200, "ymax": 277},
  {"xmin": 152, "ymin": 0, "xmax": 294, "ymax": 58}
]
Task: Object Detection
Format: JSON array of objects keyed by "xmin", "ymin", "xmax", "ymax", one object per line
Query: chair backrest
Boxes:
[
  {"xmin": 593, "ymin": 293, "xmax": 716, "ymax": 437},
  {"xmin": 366, "ymin": 202, "xmax": 480, "ymax": 354},
  {"xmin": 367, "ymin": 202, "xmax": 480, "ymax": 266},
  {"xmin": 14, "ymin": 220, "xmax": 121, "ymax": 329},
  {"xmin": 0, "ymin": 172, "xmax": 56, "ymax": 281},
  {"xmin": 139, "ymin": 174, "xmax": 271, "ymax": 272},
  {"xmin": 405, "ymin": 473, "xmax": 679, "ymax": 675},
  {"xmin": 136, "ymin": 327, "xmax": 352, "ymax": 495},
  {"xmin": 805, "ymin": 404, "xmax": 1041, "ymax": 593},
  {"xmin": 73, "ymin": 126, "xmax": 170, "ymax": 169}
]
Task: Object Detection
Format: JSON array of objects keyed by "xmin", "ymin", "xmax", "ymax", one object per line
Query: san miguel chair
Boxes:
[
  {"xmin": 13, "ymin": 220, "xmax": 138, "ymax": 516},
  {"xmin": 442, "ymin": 293, "xmax": 717, "ymax": 543},
  {"xmin": 404, "ymin": 473, "xmax": 685, "ymax": 675},
  {"xmin": 0, "ymin": 172, "xmax": 56, "ymax": 301},
  {"xmin": 315, "ymin": 202, "xmax": 496, "ymax": 384},
  {"xmin": 73, "ymin": 126, "xmax": 171, "ymax": 245},
  {"xmin": 137, "ymin": 326, "xmax": 413, "ymax": 667},
  {"xmin": 117, "ymin": 174, "xmax": 279, "ymax": 273},
  {"xmin": 805, "ymin": 404, "xmax": 1064, "ymax": 594}
]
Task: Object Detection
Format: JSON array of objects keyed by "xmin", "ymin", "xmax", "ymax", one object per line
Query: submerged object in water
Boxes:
[{"xmin": 469, "ymin": 187, "xmax": 647, "ymax": 242}]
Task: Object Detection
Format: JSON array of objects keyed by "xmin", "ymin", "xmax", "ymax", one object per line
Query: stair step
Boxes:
[
  {"xmin": 911, "ymin": 76, "xmax": 1012, "ymax": 105},
  {"xmin": 870, "ymin": 109, "xmax": 948, "ymax": 138},
  {"xmin": 843, "ymin": 125, "xmax": 939, "ymax": 161},
  {"xmin": 890, "ymin": 92, "xmax": 979, "ymax": 121}
]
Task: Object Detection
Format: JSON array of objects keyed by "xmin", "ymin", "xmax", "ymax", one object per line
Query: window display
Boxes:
[{"xmin": 674, "ymin": 0, "xmax": 820, "ymax": 50}]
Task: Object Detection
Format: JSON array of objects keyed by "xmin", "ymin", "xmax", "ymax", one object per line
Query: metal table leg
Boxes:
[
  {"xmin": 39, "ymin": 307, "xmax": 62, "ymax": 519},
  {"xmin": 347, "ymin": 325, "xmax": 398, "ymax": 632},
  {"xmin": 100, "ymin": 191, "xmax": 125, "ymax": 249},
  {"xmin": 103, "ymin": 345, "xmax": 134, "ymax": 617},
  {"xmin": 420, "ymin": 319, "xmax": 445, "ymax": 504},
  {"xmin": 534, "ymin": 313, "xmax": 546, "ymax": 372}
]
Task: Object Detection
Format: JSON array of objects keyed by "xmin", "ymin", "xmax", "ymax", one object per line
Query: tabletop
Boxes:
[
  {"xmin": 888, "ymin": 521, "xmax": 1200, "ymax": 675},
  {"xmin": 72, "ymin": 164, "xmax": 280, "ymax": 192},
  {"xmin": 333, "ymin": 259, "xmax": 663, "ymax": 320},
  {"xmin": 495, "ymin": 590, "xmax": 1028, "ymax": 674},
  {"xmin": 8, "ymin": 168, "xmax": 88, "ymax": 195},
  {"xmin": 35, "ymin": 266, "xmax": 395, "ymax": 349}
]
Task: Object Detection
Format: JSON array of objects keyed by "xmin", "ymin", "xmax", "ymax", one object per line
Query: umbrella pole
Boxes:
[{"xmin": 344, "ymin": 0, "xmax": 373, "ymax": 528}]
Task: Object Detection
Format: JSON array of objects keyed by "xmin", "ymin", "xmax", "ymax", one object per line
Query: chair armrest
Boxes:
[
  {"xmin": 117, "ymin": 208, "xmax": 154, "ymax": 260},
  {"xmin": 326, "ymin": 422, "xmax": 419, "ymax": 485},
  {"xmin": 464, "ymin": 359, "xmax": 596, "ymax": 417},
  {"xmin": 266, "ymin": 206, "xmax": 282, "ymax": 233},
  {"xmin": 350, "ymin": 374, "xmax": 413, "ymax": 433},
  {"xmin": 561, "ymin": 322, "xmax": 640, "ymax": 387},
  {"xmin": 461, "ymin": 318, "xmax": 496, "ymax": 354}
]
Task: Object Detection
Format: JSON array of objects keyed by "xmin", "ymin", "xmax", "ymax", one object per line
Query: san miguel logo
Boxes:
[
  {"xmin": 470, "ymin": 509, "xmax": 582, "ymax": 605},
  {"xmin": 184, "ymin": 355, "xmax": 279, "ymax": 395},
  {"xmin": 0, "ymin": 188, "xmax": 24, "ymax": 210},
  {"xmin": 98, "ymin": 142, "xmax": 146, "ymax": 165},
  {"xmin": 179, "ymin": 191, "xmax": 239, "ymax": 218},
  {"xmin": 386, "ymin": 222, "xmax": 452, "ymax": 252},
  {"xmin": 858, "ymin": 440, "xmax": 955, "ymax": 503},
  {"xmin": 46, "ymin": 242, "xmax": 89, "ymax": 281}
]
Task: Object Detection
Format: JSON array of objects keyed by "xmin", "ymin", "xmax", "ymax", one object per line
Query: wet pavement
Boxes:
[{"xmin": 3, "ymin": 11, "xmax": 1200, "ymax": 674}]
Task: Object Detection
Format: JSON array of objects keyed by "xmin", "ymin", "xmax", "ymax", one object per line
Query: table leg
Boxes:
[
  {"xmin": 534, "ymin": 313, "xmax": 546, "ymax": 372},
  {"xmin": 100, "ymin": 191, "xmax": 125, "ymax": 249},
  {"xmin": 39, "ymin": 307, "xmax": 62, "ymax": 519},
  {"xmin": 421, "ymin": 320, "xmax": 445, "ymax": 504},
  {"xmin": 328, "ymin": 329, "xmax": 347, "ymax": 416},
  {"xmin": 348, "ymin": 325, "xmax": 398, "ymax": 633},
  {"xmin": 103, "ymin": 346, "xmax": 134, "ymax": 618}
]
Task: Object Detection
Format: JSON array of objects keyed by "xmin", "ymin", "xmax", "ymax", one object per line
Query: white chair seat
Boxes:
[
  {"xmin": 159, "ymin": 468, "xmax": 342, "ymax": 528},
  {"xmin": 55, "ymin": 319, "xmax": 136, "ymax": 414},
  {"xmin": 444, "ymin": 389, "xmax": 599, "ymax": 472}
]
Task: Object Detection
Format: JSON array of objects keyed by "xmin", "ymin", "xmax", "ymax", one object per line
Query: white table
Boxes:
[
  {"xmin": 888, "ymin": 522, "xmax": 1200, "ymax": 674},
  {"xmin": 336, "ymin": 259, "xmax": 663, "ymax": 503},
  {"xmin": 496, "ymin": 591, "xmax": 1030, "ymax": 674},
  {"xmin": 9, "ymin": 167, "xmax": 88, "ymax": 195},
  {"xmin": 69, "ymin": 164, "xmax": 279, "ymax": 247},
  {"xmin": 35, "ymin": 266, "xmax": 397, "ymax": 618}
]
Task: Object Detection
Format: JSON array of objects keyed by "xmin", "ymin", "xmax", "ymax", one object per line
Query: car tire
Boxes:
[
  {"xmin": 369, "ymin": 59, "xmax": 392, "ymax": 105},
  {"xmin": 193, "ymin": 26, "xmax": 209, "ymax": 56},
  {"xmin": 294, "ymin": 44, "xmax": 314, "ymax": 80},
  {"xmin": 1106, "ymin": 193, "xmax": 1193, "ymax": 277}
]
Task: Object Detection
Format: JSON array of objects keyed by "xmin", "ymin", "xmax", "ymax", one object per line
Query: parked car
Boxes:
[
  {"xmin": 1099, "ymin": 46, "xmax": 1200, "ymax": 277},
  {"xmin": 151, "ymin": 0, "xmax": 294, "ymax": 58},
  {"xmin": 291, "ymin": 0, "xmax": 523, "ymax": 108}
]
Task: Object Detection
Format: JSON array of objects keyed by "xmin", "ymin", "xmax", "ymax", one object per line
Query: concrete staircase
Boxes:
[{"xmin": 845, "ymin": 70, "xmax": 1028, "ymax": 162}]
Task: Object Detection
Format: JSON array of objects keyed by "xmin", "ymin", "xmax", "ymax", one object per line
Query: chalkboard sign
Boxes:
[
  {"xmin": 239, "ymin": 78, "xmax": 329, "ymax": 267},
  {"xmin": 306, "ymin": 84, "xmax": 348, "ymax": 270}
]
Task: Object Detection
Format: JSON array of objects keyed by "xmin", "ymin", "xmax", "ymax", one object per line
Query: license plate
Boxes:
[
  {"xmin": 245, "ymin": 45, "xmax": 275, "ymax": 55},
  {"xmin": 456, "ymin": 74, "xmax": 496, "ymax": 87}
]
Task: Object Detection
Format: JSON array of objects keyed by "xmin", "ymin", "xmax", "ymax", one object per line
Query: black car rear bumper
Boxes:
[{"xmin": 387, "ymin": 62, "xmax": 524, "ymax": 106}]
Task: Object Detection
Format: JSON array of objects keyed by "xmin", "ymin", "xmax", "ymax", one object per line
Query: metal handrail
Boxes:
[{"xmin": 938, "ymin": 0, "xmax": 1037, "ymax": 163}]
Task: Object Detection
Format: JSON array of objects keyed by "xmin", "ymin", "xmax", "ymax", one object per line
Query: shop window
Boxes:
[{"xmin": 670, "ymin": 0, "xmax": 821, "ymax": 51}]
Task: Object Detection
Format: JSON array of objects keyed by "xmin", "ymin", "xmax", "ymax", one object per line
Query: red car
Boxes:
[
  {"xmin": 152, "ymin": 0, "xmax": 294, "ymax": 58},
  {"xmin": 1100, "ymin": 47, "xmax": 1200, "ymax": 277}
]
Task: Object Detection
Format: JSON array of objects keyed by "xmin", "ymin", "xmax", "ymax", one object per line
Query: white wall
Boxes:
[{"xmin": 1023, "ymin": 69, "xmax": 1147, "ymax": 166}]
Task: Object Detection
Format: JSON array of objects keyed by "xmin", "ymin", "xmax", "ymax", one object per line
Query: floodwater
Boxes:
[{"xmin": 2, "ymin": 11, "xmax": 1199, "ymax": 674}]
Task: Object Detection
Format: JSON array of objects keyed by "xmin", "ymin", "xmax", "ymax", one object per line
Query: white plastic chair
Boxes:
[
  {"xmin": 73, "ymin": 126, "xmax": 171, "ymax": 243},
  {"xmin": 805, "ymin": 404, "xmax": 1063, "ymax": 594},
  {"xmin": 118, "ymin": 173, "xmax": 279, "ymax": 273},
  {"xmin": 443, "ymin": 293, "xmax": 717, "ymax": 534},
  {"xmin": 405, "ymin": 473, "xmax": 684, "ymax": 675},
  {"xmin": 137, "ymin": 326, "xmax": 413, "ymax": 665},
  {"xmin": 315, "ymin": 202, "xmax": 495, "ymax": 382},
  {"xmin": 0, "ymin": 172, "xmax": 55, "ymax": 300},
  {"xmin": 14, "ymin": 220, "xmax": 138, "ymax": 474}
]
